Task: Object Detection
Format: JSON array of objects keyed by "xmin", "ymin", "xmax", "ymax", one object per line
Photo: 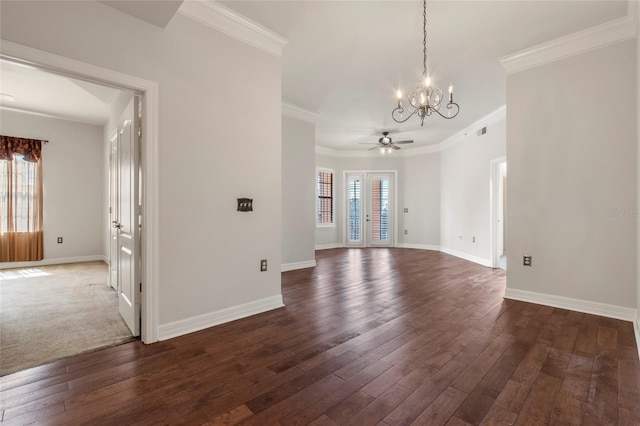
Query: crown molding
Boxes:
[
  {"xmin": 500, "ymin": 9, "xmax": 637, "ymax": 74},
  {"xmin": 0, "ymin": 105, "xmax": 106, "ymax": 126},
  {"xmin": 438, "ymin": 105, "xmax": 506, "ymax": 152},
  {"xmin": 282, "ymin": 102, "xmax": 317, "ymax": 124},
  {"xmin": 178, "ymin": 0, "xmax": 288, "ymax": 57}
]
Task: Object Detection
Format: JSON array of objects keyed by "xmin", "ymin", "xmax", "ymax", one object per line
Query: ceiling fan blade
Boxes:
[
  {"xmin": 391, "ymin": 144, "xmax": 401, "ymax": 150},
  {"xmin": 394, "ymin": 140, "xmax": 414, "ymax": 144},
  {"xmin": 358, "ymin": 142, "xmax": 378, "ymax": 145},
  {"xmin": 368, "ymin": 146, "xmax": 381, "ymax": 151}
]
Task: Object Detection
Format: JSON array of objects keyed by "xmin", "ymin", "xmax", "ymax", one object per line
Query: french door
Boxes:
[{"xmin": 345, "ymin": 172, "xmax": 395, "ymax": 247}]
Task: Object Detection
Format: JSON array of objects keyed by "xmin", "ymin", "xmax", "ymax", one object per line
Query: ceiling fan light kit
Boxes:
[
  {"xmin": 392, "ymin": 0, "xmax": 460, "ymax": 127},
  {"xmin": 361, "ymin": 131, "xmax": 414, "ymax": 153}
]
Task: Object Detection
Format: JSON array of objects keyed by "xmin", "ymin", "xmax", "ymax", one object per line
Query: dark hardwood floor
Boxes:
[{"xmin": 1, "ymin": 248, "xmax": 638, "ymax": 425}]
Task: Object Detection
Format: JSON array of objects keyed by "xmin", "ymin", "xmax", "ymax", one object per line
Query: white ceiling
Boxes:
[
  {"xmin": 219, "ymin": 0, "xmax": 629, "ymax": 150},
  {"xmin": 98, "ymin": 0, "xmax": 184, "ymax": 28},
  {"xmin": 0, "ymin": 59, "xmax": 124, "ymax": 125},
  {"xmin": 0, "ymin": 1, "xmax": 630, "ymax": 145}
]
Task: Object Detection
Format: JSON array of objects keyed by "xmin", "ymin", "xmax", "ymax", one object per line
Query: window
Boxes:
[
  {"xmin": 0, "ymin": 136, "xmax": 44, "ymax": 262},
  {"xmin": 316, "ymin": 168, "xmax": 334, "ymax": 226}
]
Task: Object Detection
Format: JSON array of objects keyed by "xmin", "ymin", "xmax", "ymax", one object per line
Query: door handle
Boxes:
[{"xmin": 112, "ymin": 221, "xmax": 122, "ymax": 229}]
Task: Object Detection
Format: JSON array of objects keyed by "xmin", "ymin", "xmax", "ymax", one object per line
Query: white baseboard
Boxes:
[
  {"xmin": 0, "ymin": 255, "xmax": 107, "ymax": 270},
  {"xmin": 634, "ymin": 320, "xmax": 640, "ymax": 361},
  {"xmin": 439, "ymin": 247, "xmax": 491, "ymax": 267},
  {"xmin": 396, "ymin": 243, "xmax": 440, "ymax": 251},
  {"xmin": 315, "ymin": 243, "xmax": 343, "ymax": 250},
  {"xmin": 158, "ymin": 294, "xmax": 285, "ymax": 341},
  {"xmin": 281, "ymin": 260, "xmax": 316, "ymax": 272},
  {"xmin": 504, "ymin": 288, "xmax": 637, "ymax": 322}
]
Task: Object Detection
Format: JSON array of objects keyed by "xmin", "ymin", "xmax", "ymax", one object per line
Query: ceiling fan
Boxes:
[{"xmin": 359, "ymin": 131, "xmax": 414, "ymax": 151}]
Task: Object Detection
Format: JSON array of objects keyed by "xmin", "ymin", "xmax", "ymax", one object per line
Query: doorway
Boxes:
[
  {"xmin": 490, "ymin": 158, "xmax": 507, "ymax": 269},
  {"xmin": 345, "ymin": 171, "xmax": 397, "ymax": 248},
  {"xmin": 1, "ymin": 41, "xmax": 158, "ymax": 343}
]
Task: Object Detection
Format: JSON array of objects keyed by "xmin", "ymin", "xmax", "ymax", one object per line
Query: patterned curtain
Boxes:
[
  {"xmin": 0, "ymin": 135, "xmax": 44, "ymax": 262},
  {"xmin": 0, "ymin": 136, "xmax": 43, "ymax": 163}
]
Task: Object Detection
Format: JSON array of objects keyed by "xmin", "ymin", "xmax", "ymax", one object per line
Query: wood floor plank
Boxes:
[{"xmin": 0, "ymin": 248, "xmax": 638, "ymax": 425}]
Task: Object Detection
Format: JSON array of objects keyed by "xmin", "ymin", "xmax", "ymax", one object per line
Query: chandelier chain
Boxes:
[{"xmin": 422, "ymin": 0, "xmax": 427, "ymax": 76}]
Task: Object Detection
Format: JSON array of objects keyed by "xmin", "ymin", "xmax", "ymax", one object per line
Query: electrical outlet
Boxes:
[
  {"xmin": 404, "ymin": 208, "xmax": 408, "ymax": 213},
  {"xmin": 57, "ymin": 237, "xmax": 63, "ymax": 244},
  {"xmin": 523, "ymin": 256, "xmax": 532, "ymax": 266},
  {"xmin": 260, "ymin": 259, "xmax": 267, "ymax": 272},
  {"xmin": 404, "ymin": 230, "xmax": 408, "ymax": 235},
  {"xmin": 472, "ymin": 236, "xmax": 476, "ymax": 243}
]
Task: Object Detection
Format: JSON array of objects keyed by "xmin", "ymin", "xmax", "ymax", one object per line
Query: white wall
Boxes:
[
  {"xmin": 400, "ymin": 153, "xmax": 441, "ymax": 248},
  {"xmin": 507, "ymin": 40, "xmax": 637, "ymax": 311},
  {"xmin": 0, "ymin": 110, "xmax": 104, "ymax": 261},
  {"xmin": 315, "ymin": 152, "xmax": 441, "ymax": 249},
  {"xmin": 1, "ymin": 1, "xmax": 282, "ymax": 328},
  {"xmin": 440, "ymin": 115, "xmax": 506, "ymax": 265},
  {"xmin": 315, "ymin": 154, "xmax": 341, "ymax": 248},
  {"xmin": 282, "ymin": 116, "xmax": 315, "ymax": 267},
  {"xmin": 636, "ymin": 3, "xmax": 640, "ymax": 333}
]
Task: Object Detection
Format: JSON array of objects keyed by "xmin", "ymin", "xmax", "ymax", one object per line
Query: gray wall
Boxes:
[
  {"xmin": 0, "ymin": 110, "xmax": 104, "ymax": 261},
  {"xmin": 282, "ymin": 116, "xmax": 315, "ymax": 266},
  {"xmin": 1, "ymin": 1, "xmax": 283, "ymax": 326},
  {"xmin": 506, "ymin": 39, "xmax": 637, "ymax": 309}
]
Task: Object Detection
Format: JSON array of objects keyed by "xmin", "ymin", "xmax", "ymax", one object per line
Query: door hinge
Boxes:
[{"xmin": 139, "ymin": 282, "xmax": 142, "ymax": 293}]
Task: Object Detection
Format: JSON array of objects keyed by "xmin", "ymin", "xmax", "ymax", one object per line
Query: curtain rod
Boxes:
[{"xmin": 1, "ymin": 135, "xmax": 49, "ymax": 144}]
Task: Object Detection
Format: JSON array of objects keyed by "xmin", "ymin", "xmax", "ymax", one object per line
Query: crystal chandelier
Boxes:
[{"xmin": 392, "ymin": 0, "xmax": 460, "ymax": 126}]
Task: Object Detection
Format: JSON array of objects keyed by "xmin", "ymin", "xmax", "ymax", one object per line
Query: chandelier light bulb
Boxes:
[
  {"xmin": 396, "ymin": 90, "xmax": 402, "ymax": 99},
  {"xmin": 424, "ymin": 76, "xmax": 431, "ymax": 87}
]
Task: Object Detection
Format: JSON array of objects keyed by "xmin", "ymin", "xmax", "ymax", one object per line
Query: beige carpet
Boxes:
[{"xmin": 0, "ymin": 261, "xmax": 135, "ymax": 376}]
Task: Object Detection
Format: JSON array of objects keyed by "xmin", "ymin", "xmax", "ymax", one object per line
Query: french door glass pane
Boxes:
[
  {"xmin": 371, "ymin": 178, "xmax": 389, "ymax": 242},
  {"xmin": 348, "ymin": 178, "xmax": 361, "ymax": 242}
]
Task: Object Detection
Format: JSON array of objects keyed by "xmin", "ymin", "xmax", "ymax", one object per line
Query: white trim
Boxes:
[
  {"xmin": 0, "ymin": 40, "xmax": 160, "ymax": 344},
  {"xmin": 158, "ymin": 295, "xmax": 284, "ymax": 341},
  {"xmin": 489, "ymin": 156, "xmax": 507, "ymax": 269},
  {"xmin": 281, "ymin": 260, "xmax": 317, "ymax": 272},
  {"xmin": 0, "ymin": 255, "xmax": 106, "ymax": 270},
  {"xmin": 438, "ymin": 105, "xmax": 507, "ymax": 152},
  {"xmin": 504, "ymin": 288, "xmax": 637, "ymax": 322},
  {"xmin": 315, "ymin": 243, "xmax": 343, "ymax": 250},
  {"xmin": 396, "ymin": 243, "xmax": 440, "ymax": 251},
  {"xmin": 634, "ymin": 320, "xmax": 640, "ymax": 361},
  {"xmin": 0, "ymin": 105, "xmax": 105, "ymax": 126},
  {"xmin": 178, "ymin": 0, "xmax": 288, "ymax": 57},
  {"xmin": 282, "ymin": 102, "xmax": 317, "ymax": 124},
  {"xmin": 500, "ymin": 11, "xmax": 637, "ymax": 74},
  {"xmin": 440, "ymin": 247, "xmax": 491, "ymax": 267}
]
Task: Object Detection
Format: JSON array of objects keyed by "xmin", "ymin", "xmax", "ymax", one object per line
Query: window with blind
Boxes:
[
  {"xmin": 316, "ymin": 168, "xmax": 334, "ymax": 226},
  {"xmin": 348, "ymin": 177, "xmax": 361, "ymax": 242}
]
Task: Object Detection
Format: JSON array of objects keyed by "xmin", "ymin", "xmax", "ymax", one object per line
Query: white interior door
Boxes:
[
  {"xmin": 108, "ymin": 131, "xmax": 118, "ymax": 290},
  {"xmin": 115, "ymin": 98, "xmax": 141, "ymax": 336},
  {"xmin": 366, "ymin": 173, "xmax": 393, "ymax": 247}
]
